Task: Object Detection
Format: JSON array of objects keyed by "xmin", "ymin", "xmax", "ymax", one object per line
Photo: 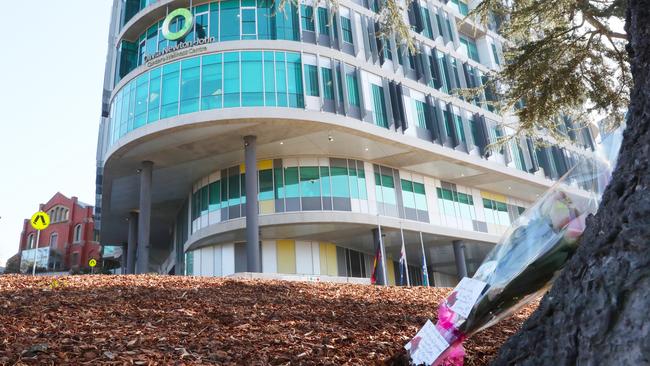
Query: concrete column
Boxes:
[
  {"xmin": 244, "ymin": 136, "xmax": 261, "ymax": 273},
  {"xmin": 136, "ymin": 161, "xmax": 153, "ymax": 274},
  {"xmin": 453, "ymin": 240, "xmax": 468, "ymax": 280},
  {"xmin": 127, "ymin": 211, "xmax": 138, "ymax": 274}
]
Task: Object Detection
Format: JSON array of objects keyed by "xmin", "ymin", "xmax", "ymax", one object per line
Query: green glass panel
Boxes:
[
  {"xmin": 284, "ymin": 167, "xmax": 299, "ymax": 198},
  {"xmin": 147, "ymin": 68, "xmax": 161, "ymax": 123},
  {"xmin": 259, "ymin": 169, "xmax": 274, "ymax": 201},
  {"xmin": 372, "ymin": 84, "xmax": 388, "ymax": 128},
  {"xmin": 209, "ymin": 181, "xmax": 221, "ymax": 210},
  {"xmin": 357, "ymin": 168, "xmax": 367, "ymax": 200},
  {"xmin": 241, "ymin": 8, "xmax": 257, "ymax": 39},
  {"xmin": 320, "ymin": 166, "xmax": 331, "ymax": 196},
  {"xmin": 401, "ymin": 180, "xmax": 416, "ymax": 209},
  {"xmin": 274, "ymin": 167, "xmax": 285, "ymax": 199},
  {"xmin": 209, "ymin": 2, "xmax": 219, "ymax": 39},
  {"xmin": 300, "ymin": 167, "xmax": 320, "ymax": 197},
  {"xmin": 228, "ymin": 172, "xmax": 240, "ymax": 206},
  {"xmin": 321, "ymin": 67, "xmax": 334, "ymax": 100},
  {"xmin": 286, "ymin": 52, "xmax": 303, "ymax": 108},
  {"xmin": 317, "ymin": 7, "xmax": 330, "ymax": 35},
  {"xmin": 241, "ymin": 52, "xmax": 264, "ymax": 106},
  {"xmin": 346, "ymin": 73, "xmax": 360, "ymax": 106},
  {"xmin": 134, "ymin": 74, "xmax": 149, "ymax": 128},
  {"xmin": 220, "ymin": 0, "xmax": 240, "ymax": 41},
  {"xmin": 180, "ymin": 57, "xmax": 201, "ymax": 114},
  {"xmin": 257, "ymin": 0, "xmax": 273, "ymax": 40},
  {"xmin": 201, "ymin": 54, "xmax": 222, "ymax": 110},
  {"xmin": 304, "ymin": 64, "xmax": 319, "ymax": 97},
  {"xmin": 275, "ymin": 52, "xmax": 288, "ymax": 107},
  {"xmin": 341, "ymin": 17, "xmax": 353, "ymax": 43},
  {"xmin": 349, "ymin": 165, "xmax": 359, "ymax": 199},
  {"xmin": 200, "ymin": 185, "xmax": 209, "ymax": 213},
  {"xmin": 330, "ymin": 167, "xmax": 350, "ymax": 198},
  {"xmin": 160, "ymin": 62, "xmax": 180, "ymax": 118},
  {"xmin": 263, "ymin": 51, "xmax": 276, "ymax": 106},
  {"xmin": 224, "ymin": 52, "xmax": 240, "ymax": 107},
  {"xmin": 301, "ymin": 5, "xmax": 315, "ymax": 31}
]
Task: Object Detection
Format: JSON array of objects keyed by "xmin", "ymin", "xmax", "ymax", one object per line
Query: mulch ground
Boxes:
[{"xmin": 0, "ymin": 275, "xmax": 537, "ymax": 365}]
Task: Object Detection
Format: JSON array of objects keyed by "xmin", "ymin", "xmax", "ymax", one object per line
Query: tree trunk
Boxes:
[{"xmin": 491, "ymin": 1, "xmax": 650, "ymax": 365}]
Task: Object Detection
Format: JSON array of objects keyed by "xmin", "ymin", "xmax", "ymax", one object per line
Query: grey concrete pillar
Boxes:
[
  {"xmin": 127, "ymin": 211, "xmax": 138, "ymax": 274},
  {"xmin": 453, "ymin": 240, "xmax": 468, "ymax": 280},
  {"xmin": 244, "ymin": 136, "xmax": 261, "ymax": 273},
  {"xmin": 136, "ymin": 161, "xmax": 153, "ymax": 274}
]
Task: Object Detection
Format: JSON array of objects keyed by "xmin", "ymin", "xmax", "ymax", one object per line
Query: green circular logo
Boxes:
[{"xmin": 162, "ymin": 8, "xmax": 194, "ymax": 41}]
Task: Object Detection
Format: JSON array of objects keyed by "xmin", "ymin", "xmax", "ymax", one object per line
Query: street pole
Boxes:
[
  {"xmin": 32, "ymin": 229, "xmax": 40, "ymax": 276},
  {"xmin": 419, "ymin": 231, "xmax": 430, "ymax": 287},
  {"xmin": 376, "ymin": 215, "xmax": 388, "ymax": 287},
  {"xmin": 399, "ymin": 222, "xmax": 410, "ymax": 287}
]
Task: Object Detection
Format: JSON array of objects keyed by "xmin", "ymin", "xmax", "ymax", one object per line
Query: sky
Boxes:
[{"xmin": 0, "ymin": 0, "xmax": 113, "ymax": 266}]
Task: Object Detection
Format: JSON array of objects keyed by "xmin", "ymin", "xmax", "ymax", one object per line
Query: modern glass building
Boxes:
[{"xmin": 96, "ymin": 0, "xmax": 598, "ymax": 286}]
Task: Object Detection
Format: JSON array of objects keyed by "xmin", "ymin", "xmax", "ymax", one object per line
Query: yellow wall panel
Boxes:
[
  {"xmin": 318, "ymin": 242, "xmax": 338, "ymax": 277},
  {"xmin": 277, "ymin": 240, "xmax": 296, "ymax": 274},
  {"xmin": 481, "ymin": 191, "xmax": 507, "ymax": 203},
  {"xmin": 240, "ymin": 160, "xmax": 274, "ymax": 174},
  {"xmin": 259, "ymin": 200, "xmax": 275, "ymax": 214},
  {"xmin": 387, "ymin": 258, "xmax": 396, "ymax": 286}
]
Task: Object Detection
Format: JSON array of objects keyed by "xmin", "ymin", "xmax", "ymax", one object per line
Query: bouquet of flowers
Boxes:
[{"xmin": 405, "ymin": 127, "xmax": 624, "ymax": 366}]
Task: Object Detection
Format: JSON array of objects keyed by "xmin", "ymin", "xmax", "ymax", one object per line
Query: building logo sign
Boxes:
[
  {"xmin": 144, "ymin": 8, "xmax": 216, "ymax": 68},
  {"xmin": 162, "ymin": 8, "xmax": 194, "ymax": 41}
]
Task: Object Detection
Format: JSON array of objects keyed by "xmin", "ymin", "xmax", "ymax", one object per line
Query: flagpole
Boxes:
[
  {"xmin": 419, "ymin": 231, "xmax": 430, "ymax": 287},
  {"xmin": 399, "ymin": 222, "xmax": 410, "ymax": 287},
  {"xmin": 377, "ymin": 214, "xmax": 388, "ymax": 287}
]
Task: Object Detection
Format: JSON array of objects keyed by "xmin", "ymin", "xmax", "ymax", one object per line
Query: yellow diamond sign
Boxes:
[
  {"xmin": 89, "ymin": 259, "xmax": 97, "ymax": 268},
  {"xmin": 30, "ymin": 211, "xmax": 50, "ymax": 231}
]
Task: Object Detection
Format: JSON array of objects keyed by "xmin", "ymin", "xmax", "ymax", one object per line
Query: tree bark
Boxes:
[{"xmin": 491, "ymin": 0, "xmax": 650, "ymax": 364}]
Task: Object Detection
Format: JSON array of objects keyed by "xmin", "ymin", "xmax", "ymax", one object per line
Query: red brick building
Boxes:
[{"xmin": 19, "ymin": 193, "xmax": 101, "ymax": 272}]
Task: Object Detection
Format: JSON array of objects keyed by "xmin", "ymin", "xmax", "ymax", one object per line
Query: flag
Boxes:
[
  {"xmin": 399, "ymin": 243, "xmax": 407, "ymax": 286},
  {"xmin": 371, "ymin": 245, "xmax": 381, "ymax": 285},
  {"xmin": 422, "ymin": 262, "xmax": 429, "ymax": 287}
]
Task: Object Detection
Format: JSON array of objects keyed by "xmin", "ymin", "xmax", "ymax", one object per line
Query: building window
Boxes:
[
  {"xmin": 345, "ymin": 72, "xmax": 360, "ymax": 107},
  {"xmin": 371, "ymin": 84, "xmax": 388, "ymax": 128},
  {"xmin": 241, "ymin": 6, "xmax": 257, "ymax": 39},
  {"xmin": 491, "ymin": 43, "xmax": 501, "ymax": 65},
  {"xmin": 317, "ymin": 7, "xmax": 330, "ymax": 36},
  {"xmin": 451, "ymin": 0, "xmax": 469, "ymax": 16},
  {"xmin": 50, "ymin": 233, "xmax": 58, "ymax": 248},
  {"xmin": 341, "ymin": 16, "xmax": 353, "ymax": 44},
  {"xmin": 304, "ymin": 64, "xmax": 319, "ymax": 97},
  {"xmin": 437, "ymin": 186, "xmax": 477, "ymax": 223},
  {"xmin": 301, "ymin": 5, "xmax": 315, "ymax": 31},
  {"xmin": 27, "ymin": 234, "xmax": 35, "ymax": 249},
  {"xmin": 460, "ymin": 36, "xmax": 480, "ymax": 62},
  {"xmin": 74, "ymin": 224, "xmax": 83, "ymax": 243},
  {"xmin": 483, "ymin": 198, "xmax": 510, "ymax": 226},
  {"xmin": 321, "ymin": 67, "xmax": 334, "ymax": 100},
  {"xmin": 413, "ymin": 100, "xmax": 427, "ymax": 129},
  {"xmin": 421, "ymin": 8, "xmax": 434, "ymax": 39}
]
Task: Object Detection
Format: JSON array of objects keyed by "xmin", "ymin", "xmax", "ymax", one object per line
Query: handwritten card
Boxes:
[
  {"xmin": 404, "ymin": 320, "xmax": 450, "ymax": 365},
  {"xmin": 449, "ymin": 277, "xmax": 487, "ymax": 319}
]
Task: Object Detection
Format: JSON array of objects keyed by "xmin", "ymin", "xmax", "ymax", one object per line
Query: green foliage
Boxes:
[{"xmin": 470, "ymin": 0, "xmax": 630, "ymax": 142}]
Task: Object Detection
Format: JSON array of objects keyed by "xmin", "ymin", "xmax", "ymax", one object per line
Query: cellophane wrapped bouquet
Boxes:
[{"xmin": 405, "ymin": 127, "xmax": 624, "ymax": 366}]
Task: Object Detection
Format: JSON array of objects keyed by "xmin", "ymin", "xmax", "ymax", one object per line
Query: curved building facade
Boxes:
[{"xmin": 96, "ymin": 0, "xmax": 597, "ymax": 285}]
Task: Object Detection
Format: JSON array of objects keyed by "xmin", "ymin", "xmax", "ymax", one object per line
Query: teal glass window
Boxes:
[
  {"xmin": 300, "ymin": 167, "xmax": 321, "ymax": 197},
  {"xmin": 257, "ymin": 0, "xmax": 273, "ymax": 39},
  {"xmin": 413, "ymin": 100, "xmax": 427, "ymax": 129},
  {"xmin": 321, "ymin": 67, "xmax": 334, "ymax": 100},
  {"xmin": 443, "ymin": 109, "xmax": 454, "ymax": 138},
  {"xmin": 228, "ymin": 172, "xmax": 241, "ymax": 207},
  {"xmin": 330, "ymin": 167, "xmax": 351, "ymax": 198},
  {"xmin": 284, "ymin": 167, "xmax": 299, "ymax": 198},
  {"xmin": 346, "ymin": 72, "xmax": 360, "ymax": 107},
  {"xmin": 483, "ymin": 198, "xmax": 510, "ymax": 226},
  {"xmin": 241, "ymin": 7, "xmax": 257, "ymax": 39},
  {"xmin": 286, "ymin": 53, "xmax": 304, "ymax": 108},
  {"xmin": 201, "ymin": 54, "xmax": 223, "ymax": 110},
  {"xmin": 357, "ymin": 166, "xmax": 367, "ymax": 200},
  {"xmin": 454, "ymin": 113, "xmax": 466, "ymax": 142},
  {"xmin": 348, "ymin": 165, "xmax": 359, "ymax": 199},
  {"xmin": 460, "ymin": 36, "xmax": 480, "ymax": 62},
  {"xmin": 317, "ymin": 7, "xmax": 330, "ymax": 36},
  {"xmin": 301, "ymin": 5, "xmax": 315, "ymax": 31},
  {"xmin": 263, "ymin": 52, "xmax": 276, "ymax": 106},
  {"xmin": 275, "ymin": 53, "xmax": 288, "ymax": 107},
  {"xmin": 437, "ymin": 51, "xmax": 451, "ymax": 94},
  {"xmin": 259, "ymin": 169, "xmax": 274, "ymax": 201},
  {"xmin": 304, "ymin": 64, "xmax": 319, "ymax": 97},
  {"xmin": 371, "ymin": 84, "xmax": 388, "ymax": 128},
  {"xmin": 134, "ymin": 74, "xmax": 149, "ymax": 128},
  {"xmin": 200, "ymin": 185, "xmax": 209, "ymax": 214},
  {"xmin": 160, "ymin": 62, "xmax": 180, "ymax": 118},
  {"xmin": 341, "ymin": 17, "xmax": 353, "ymax": 44},
  {"xmin": 195, "ymin": 8, "xmax": 209, "ymax": 39},
  {"xmin": 209, "ymin": 181, "xmax": 221, "ymax": 211},
  {"xmin": 276, "ymin": 1, "xmax": 300, "ymax": 41},
  {"xmin": 224, "ymin": 52, "xmax": 240, "ymax": 107},
  {"xmin": 145, "ymin": 25, "xmax": 158, "ymax": 56},
  {"xmin": 437, "ymin": 187, "xmax": 475, "ymax": 221},
  {"xmin": 209, "ymin": 3, "xmax": 220, "ymax": 39},
  {"xmin": 401, "ymin": 180, "xmax": 416, "ymax": 209},
  {"xmin": 421, "ymin": 9, "xmax": 434, "ymax": 39},
  {"xmin": 336, "ymin": 67, "xmax": 344, "ymax": 102},
  {"xmin": 381, "ymin": 36, "xmax": 392, "ymax": 60},
  {"xmin": 451, "ymin": 0, "xmax": 469, "ymax": 15},
  {"xmin": 491, "ymin": 43, "xmax": 501, "ymax": 65},
  {"xmin": 413, "ymin": 182, "xmax": 427, "ymax": 211},
  {"xmin": 180, "ymin": 57, "xmax": 201, "ymax": 114},
  {"xmin": 241, "ymin": 52, "xmax": 264, "ymax": 106},
  {"xmin": 377, "ymin": 173, "xmax": 397, "ymax": 205},
  {"xmin": 220, "ymin": 0, "xmax": 240, "ymax": 41},
  {"xmin": 320, "ymin": 166, "xmax": 331, "ymax": 197},
  {"xmin": 274, "ymin": 167, "xmax": 285, "ymax": 199}
]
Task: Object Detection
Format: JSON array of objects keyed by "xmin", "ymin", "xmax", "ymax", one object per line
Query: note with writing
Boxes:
[
  {"xmin": 404, "ymin": 320, "xmax": 450, "ymax": 365},
  {"xmin": 448, "ymin": 277, "xmax": 487, "ymax": 319}
]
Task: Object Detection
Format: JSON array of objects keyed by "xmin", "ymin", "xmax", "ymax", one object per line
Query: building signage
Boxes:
[{"xmin": 144, "ymin": 8, "xmax": 216, "ymax": 68}]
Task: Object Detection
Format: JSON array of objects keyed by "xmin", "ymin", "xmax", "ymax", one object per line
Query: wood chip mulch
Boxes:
[{"xmin": 0, "ymin": 275, "xmax": 537, "ymax": 365}]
